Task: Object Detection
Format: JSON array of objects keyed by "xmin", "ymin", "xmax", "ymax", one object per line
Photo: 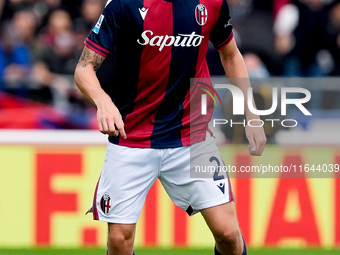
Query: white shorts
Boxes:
[{"xmin": 88, "ymin": 133, "xmax": 234, "ymax": 224}]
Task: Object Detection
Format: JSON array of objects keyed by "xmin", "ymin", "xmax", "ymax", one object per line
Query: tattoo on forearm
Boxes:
[{"xmin": 78, "ymin": 47, "xmax": 105, "ymax": 71}]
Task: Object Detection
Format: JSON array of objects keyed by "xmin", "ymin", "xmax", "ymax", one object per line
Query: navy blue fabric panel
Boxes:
[
  {"xmin": 92, "ymin": 0, "xmax": 145, "ymax": 145},
  {"xmin": 88, "ymin": 0, "xmax": 124, "ymax": 52},
  {"xmin": 150, "ymin": 0, "xmax": 201, "ymax": 148},
  {"xmin": 112, "ymin": 0, "xmax": 144, "ymax": 116},
  {"xmin": 108, "ymin": 0, "xmax": 145, "ymax": 145}
]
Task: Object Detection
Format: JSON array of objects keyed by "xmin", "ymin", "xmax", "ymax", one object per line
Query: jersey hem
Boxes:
[{"xmin": 107, "ymin": 130, "xmax": 209, "ymax": 149}]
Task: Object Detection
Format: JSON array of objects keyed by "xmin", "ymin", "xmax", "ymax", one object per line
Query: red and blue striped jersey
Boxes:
[{"xmin": 85, "ymin": 0, "xmax": 233, "ymax": 148}]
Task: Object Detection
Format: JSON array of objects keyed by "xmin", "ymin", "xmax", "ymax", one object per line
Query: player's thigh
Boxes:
[{"xmin": 201, "ymin": 202, "xmax": 241, "ymax": 239}]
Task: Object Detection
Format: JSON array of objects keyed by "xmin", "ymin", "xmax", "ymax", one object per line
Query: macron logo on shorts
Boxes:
[{"xmin": 217, "ymin": 182, "xmax": 225, "ymax": 194}]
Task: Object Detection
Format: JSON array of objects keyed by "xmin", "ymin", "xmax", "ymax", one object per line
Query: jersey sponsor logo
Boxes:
[
  {"xmin": 195, "ymin": 4, "xmax": 208, "ymax": 26},
  {"xmin": 138, "ymin": 7, "xmax": 149, "ymax": 20},
  {"xmin": 100, "ymin": 193, "xmax": 112, "ymax": 214},
  {"xmin": 137, "ymin": 30, "xmax": 204, "ymax": 51},
  {"xmin": 93, "ymin": 14, "xmax": 104, "ymax": 34}
]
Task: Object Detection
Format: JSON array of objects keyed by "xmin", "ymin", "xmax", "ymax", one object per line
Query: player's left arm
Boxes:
[{"xmin": 218, "ymin": 38, "xmax": 266, "ymax": 156}]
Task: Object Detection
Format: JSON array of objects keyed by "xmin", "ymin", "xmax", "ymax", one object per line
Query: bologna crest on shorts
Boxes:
[
  {"xmin": 195, "ymin": 4, "xmax": 208, "ymax": 26},
  {"xmin": 100, "ymin": 194, "xmax": 112, "ymax": 214}
]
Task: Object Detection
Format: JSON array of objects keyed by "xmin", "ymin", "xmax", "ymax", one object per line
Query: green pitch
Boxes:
[{"xmin": 1, "ymin": 248, "xmax": 340, "ymax": 255}]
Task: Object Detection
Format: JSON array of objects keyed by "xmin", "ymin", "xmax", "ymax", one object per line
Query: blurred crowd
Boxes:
[
  {"xmin": 207, "ymin": 0, "xmax": 340, "ymax": 78},
  {"xmin": 0, "ymin": 0, "xmax": 339, "ymax": 129},
  {"xmin": 0, "ymin": 0, "xmax": 106, "ymax": 118}
]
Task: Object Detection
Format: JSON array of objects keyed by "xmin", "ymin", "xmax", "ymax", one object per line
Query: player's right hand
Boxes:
[{"xmin": 96, "ymin": 96, "xmax": 127, "ymax": 139}]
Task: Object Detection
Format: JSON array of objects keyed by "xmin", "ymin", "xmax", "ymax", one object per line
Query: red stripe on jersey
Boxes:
[
  {"xmin": 195, "ymin": 0, "xmax": 223, "ymax": 75},
  {"xmin": 119, "ymin": 0, "xmax": 173, "ymax": 147},
  {"xmin": 181, "ymin": 0, "xmax": 224, "ymax": 145}
]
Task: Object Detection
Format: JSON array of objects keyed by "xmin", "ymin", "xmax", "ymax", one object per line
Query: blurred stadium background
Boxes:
[{"xmin": 1, "ymin": 0, "xmax": 340, "ymax": 253}]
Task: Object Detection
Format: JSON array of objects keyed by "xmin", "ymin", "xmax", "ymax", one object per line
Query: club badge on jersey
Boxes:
[{"xmin": 195, "ymin": 4, "xmax": 208, "ymax": 26}]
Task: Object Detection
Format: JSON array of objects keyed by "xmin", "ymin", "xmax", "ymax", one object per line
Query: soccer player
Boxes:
[{"xmin": 74, "ymin": 0, "xmax": 266, "ymax": 255}]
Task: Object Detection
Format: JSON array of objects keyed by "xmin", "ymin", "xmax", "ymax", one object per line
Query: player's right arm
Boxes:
[{"xmin": 74, "ymin": 45, "xmax": 127, "ymax": 139}]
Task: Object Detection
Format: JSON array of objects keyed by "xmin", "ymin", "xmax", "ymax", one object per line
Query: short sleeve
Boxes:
[
  {"xmin": 210, "ymin": 0, "xmax": 234, "ymax": 50},
  {"xmin": 85, "ymin": 0, "xmax": 123, "ymax": 57}
]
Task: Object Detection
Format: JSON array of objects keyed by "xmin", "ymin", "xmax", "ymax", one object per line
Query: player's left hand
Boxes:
[{"xmin": 245, "ymin": 122, "xmax": 266, "ymax": 156}]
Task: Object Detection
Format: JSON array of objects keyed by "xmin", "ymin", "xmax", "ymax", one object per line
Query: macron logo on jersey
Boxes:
[
  {"xmin": 137, "ymin": 30, "xmax": 204, "ymax": 51},
  {"xmin": 139, "ymin": 7, "xmax": 149, "ymax": 20},
  {"xmin": 93, "ymin": 14, "xmax": 104, "ymax": 34}
]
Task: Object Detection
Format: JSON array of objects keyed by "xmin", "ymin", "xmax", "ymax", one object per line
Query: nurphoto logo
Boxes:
[{"xmin": 200, "ymin": 84, "xmax": 312, "ymax": 128}]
